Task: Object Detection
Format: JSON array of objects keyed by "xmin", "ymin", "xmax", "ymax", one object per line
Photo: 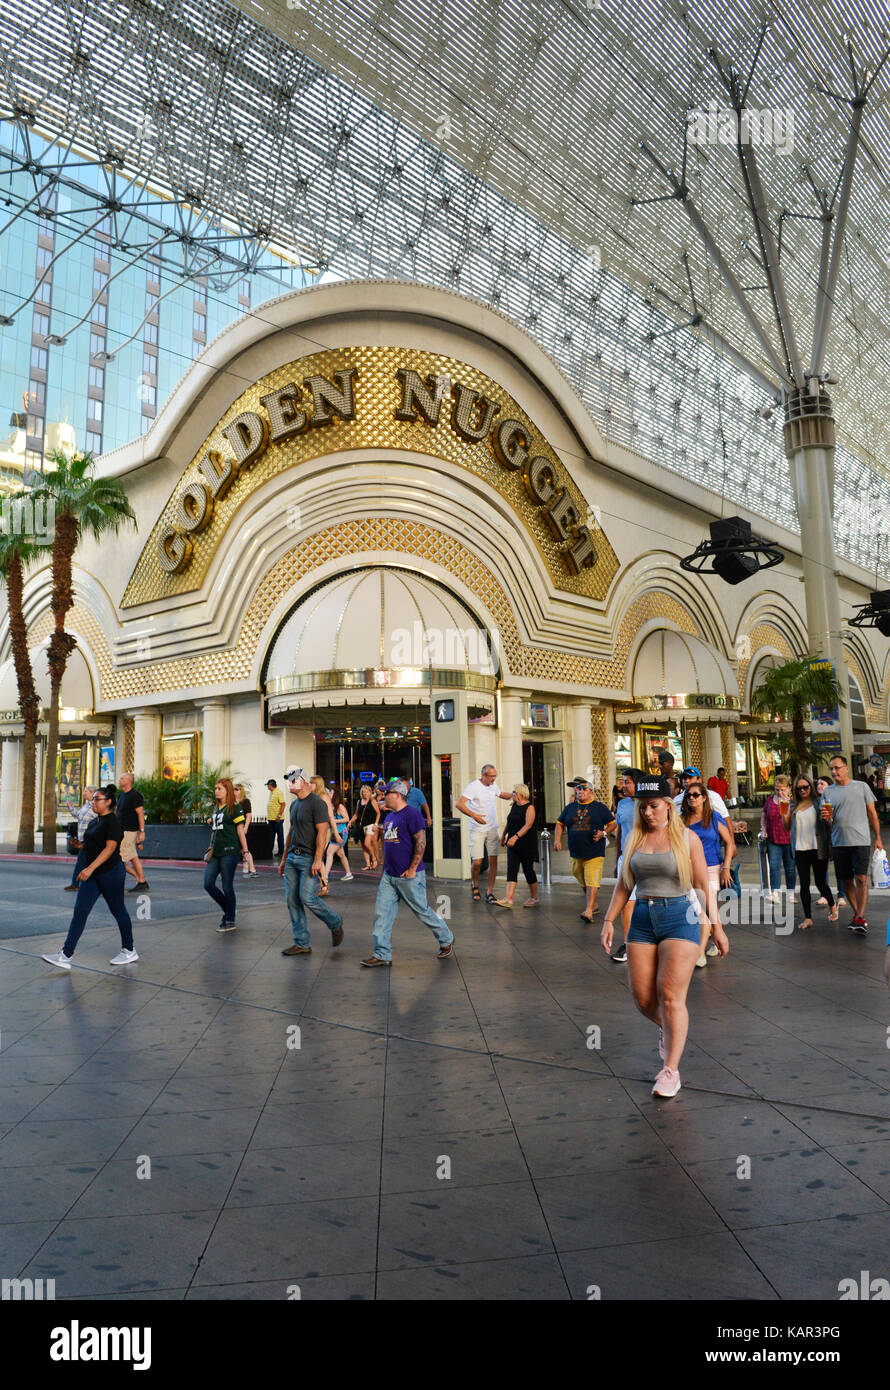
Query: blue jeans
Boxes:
[
  {"xmin": 70, "ymin": 847, "xmax": 87, "ymax": 885},
  {"xmin": 372, "ymin": 871, "xmax": 453, "ymax": 962},
  {"xmin": 767, "ymin": 841, "xmax": 796, "ymax": 891},
  {"xmin": 63, "ymin": 861, "xmax": 133, "ymax": 958},
  {"xmin": 626, "ymin": 895, "xmax": 701, "ymax": 945},
  {"xmin": 284, "ymin": 852, "xmax": 342, "ymax": 946},
  {"xmin": 204, "ymin": 852, "xmax": 238, "ymax": 921},
  {"xmin": 270, "ymin": 820, "xmax": 285, "ymax": 856}
]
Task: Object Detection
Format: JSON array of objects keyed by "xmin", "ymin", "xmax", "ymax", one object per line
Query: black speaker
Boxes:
[
  {"xmin": 871, "ymin": 592, "xmax": 890, "ymax": 637},
  {"xmin": 710, "ymin": 516, "xmax": 752, "ymax": 545},
  {"xmin": 713, "ymin": 548, "xmax": 759, "ymax": 585}
]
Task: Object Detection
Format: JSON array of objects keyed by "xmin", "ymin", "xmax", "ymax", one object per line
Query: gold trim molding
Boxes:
[{"xmin": 122, "ymin": 346, "xmax": 619, "ymax": 607}]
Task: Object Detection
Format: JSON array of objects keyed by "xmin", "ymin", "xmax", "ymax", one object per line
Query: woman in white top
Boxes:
[{"xmin": 791, "ymin": 774, "xmax": 837, "ymax": 928}]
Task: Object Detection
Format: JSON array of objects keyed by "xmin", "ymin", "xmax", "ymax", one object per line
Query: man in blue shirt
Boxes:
[
  {"xmin": 555, "ymin": 778, "xmax": 616, "ymax": 922},
  {"xmin": 611, "ymin": 768, "xmax": 643, "ymax": 962},
  {"xmin": 405, "ymin": 778, "xmax": 432, "ymax": 829}
]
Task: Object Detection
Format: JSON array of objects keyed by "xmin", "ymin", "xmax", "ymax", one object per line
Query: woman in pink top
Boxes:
[{"xmin": 762, "ymin": 774, "xmax": 795, "ymax": 902}]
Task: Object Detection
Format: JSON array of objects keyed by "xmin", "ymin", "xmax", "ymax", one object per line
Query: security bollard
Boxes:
[{"xmin": 539, "ymin": 826, "xmax": 551, "ymax": 889}]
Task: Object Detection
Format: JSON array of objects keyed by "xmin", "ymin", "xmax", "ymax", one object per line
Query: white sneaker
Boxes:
[
  {"xmin": 768, "ymin": 892, "xmax": 781, "ymax": 904},
  {"xmin": 695, "ymin": 953, "xmax": 708, "ymax": 968},
  {"xmin": 342, "ymin": 873, "xmax": 354, "ymax": 881},
  {"xmin": 652, "ymin": 1067, "xmax": 682, "ymax": 1098},
  {"xmin": 109, "ymin": 949, "xmax": 139, "ymax": 965},
  {"xmin": 42, "ymin": 950, "xmax": 71, "ymax": 970}
]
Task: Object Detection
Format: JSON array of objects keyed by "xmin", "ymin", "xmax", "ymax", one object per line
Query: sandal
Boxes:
[
  {"xmin": 495, "ymin": 898, "xmax": 514, "ymax": 908},
  {"xmin": 828, "ymin": 906, "xmax": 838, "ymax": 921},
  {"xmin": 472, "ymin": 886, "xmax": 481, "ymax": 901}
]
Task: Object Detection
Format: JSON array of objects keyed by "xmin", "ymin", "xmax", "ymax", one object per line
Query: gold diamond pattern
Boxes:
[
  {"xmin": 122, "ymin": 346, "xmax": 620, "ymax": 608},
  {"xmin": 590, "ymin": 707, "xmax": 608, "ymax": 787},
  {"xmin": 687, "ymin": 726, "xmax": 703, "ymax": 770}
]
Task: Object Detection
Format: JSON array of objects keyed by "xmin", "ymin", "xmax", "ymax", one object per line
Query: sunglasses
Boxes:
[
  {"xmin": 686, "ymin": 791, "xmax": 703, "ymax": 799},
  {"xmin": 796, "ymin": 785, "xmax": 810, "ymax": 793}
]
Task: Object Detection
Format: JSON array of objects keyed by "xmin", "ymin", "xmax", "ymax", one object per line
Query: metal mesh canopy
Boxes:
[{"xmin": 2, "ymin": 0, "xmax": 889, "ymax": 575}]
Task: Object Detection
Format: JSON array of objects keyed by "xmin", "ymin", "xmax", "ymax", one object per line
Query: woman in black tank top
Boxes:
[{"xmin": 496, "ymin": 786, "xmax": 538, "ymax": 908}]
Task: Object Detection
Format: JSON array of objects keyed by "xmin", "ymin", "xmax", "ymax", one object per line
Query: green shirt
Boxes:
[{"xmin": 210, "ymin": 805, "xmax": 246, "ymax": 856}]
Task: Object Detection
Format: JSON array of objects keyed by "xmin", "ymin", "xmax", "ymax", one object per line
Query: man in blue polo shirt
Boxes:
[
  {"xmin": 610, "ymin": 767, "xmax": 643, "ymax": 962},
  {"xmin": 361, "ymin": 780, "xmax": 454, "ymax": 967}
]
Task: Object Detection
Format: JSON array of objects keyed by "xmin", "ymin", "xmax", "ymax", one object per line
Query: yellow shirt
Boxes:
[{"xmin": 267, "ymin": 788, "xmax": 285, "ymax": 821}]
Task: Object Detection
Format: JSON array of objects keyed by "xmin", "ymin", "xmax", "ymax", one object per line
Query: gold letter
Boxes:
[
  {"xmin": 260, "ymin": 383, "xmax": 308, "ymax": 441},
  {"xmin": 564, "ymin": 525, "xmax": 597, "ymax": 573},
  {"xmin": 198, "ymin": 450, "xmax": 237, "ymax": 500},
  {"xmin": 304, "ymin": 369, "xmax": 357, "ymax": 425},
  {"xmin": 176, "ymin": 480, "xmax": 213, "ymax": 534},
  {"xmin": 157, "ymin": 529, "xmax": 193, "ymax": 573},
  {"xmin": 543, "ymin": 489, "xmax": 579, "ymax": 541},
  {"xmin": 492, "ymin": 419, "xmax": 530, "ymax": 470},
  {"xmin": 220, "ymin": 410, "xmax": 268, "ymax": 470},
  {"xmin": 451, "ymin": 383, "xmax": 500, "ymax": 442},
  {"xmin": 522, "ymin": 455, "xmax": 557, "ymax": 505},
  {"xmin": 395, "ymin": 368, "xmax": 448, "ymax": 425}
]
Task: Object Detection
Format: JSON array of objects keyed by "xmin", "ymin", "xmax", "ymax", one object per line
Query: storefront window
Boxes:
[{"xmin": 641, "ymin": 726, "xmax": 683, "ymax": 773}]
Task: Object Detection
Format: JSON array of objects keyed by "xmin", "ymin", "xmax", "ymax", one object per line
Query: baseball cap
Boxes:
[
  {"xmin": 634, "ymin": 774, "xmax": 672, "ymax": 799},
  {"xmin": 387, "ymin": 779, "xmax": 409, "ymax": 796},
  {"xmin": 283, "ymin": 767, "xmax": 305, "ymax": 784},
  {"xmin": 682, "ymin": 766, "xmax": 702, "ymax": 779},
  {"xmin": 266, "ymin": 778, "xmax": 277, "ymax": 787},
  {"xmin": 566, "ymin": 776, "xmax": 589, "ymax": 787}
]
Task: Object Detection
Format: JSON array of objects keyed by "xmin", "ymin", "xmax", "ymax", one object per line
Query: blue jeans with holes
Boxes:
[
  {"xmin": 767, "ymin": 840, "xmax": 796, "ymax": 892},
  {"xmin": 372, "ymin": 871, "xmax": 453, "ymax": 962},
  {"xmin": 284, "ymin": 852, "xmax": 342, "ymax": 946},
  {"xmin": 63, "ymin": 861, "xmax": 133, "ymax": 958},
  {"xmin": 204, "ymin": 852, "xmax": 239, "ymax": 921}
]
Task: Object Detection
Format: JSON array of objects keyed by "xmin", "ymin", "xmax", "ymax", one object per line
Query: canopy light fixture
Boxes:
[
  {"xmin": 680, "ymin": 516, "xmax": 784, "ymax": 586},
  {"xmin": 849, "ymin": 590, "xmax": 890, "ymax": 638}
]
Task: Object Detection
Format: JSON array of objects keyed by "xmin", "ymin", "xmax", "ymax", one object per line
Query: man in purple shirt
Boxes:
[{"xmin": 361, "ymin": 780, "xmax": 454, "ymax": 967}]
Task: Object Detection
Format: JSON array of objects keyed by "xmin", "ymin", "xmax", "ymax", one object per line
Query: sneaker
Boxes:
[
  {"xmin": 652, "ymin": 1067, "xmax": 681, "ymax": 1098},
  {"xmin": 706, "ymin": 941, "xmax": 719, "ymax": 957},
  {"xmin": 216, "ymin": 922, "xmax": 236, "ymax": 933},
  {"xmin": 360, "ymin": 955, "xmax": 391, "ymax": 967},
  {"xmin": 249, "ymin": 870, "xmax": 259, "ymax": 877},
  {"xmin": 851, "ymin": 918, "xmax": 869, "ymax": 936},
  {"xmin": 437, "ymin": 943, "xmax": 454, "ymax": 958},
  {"xmin": 42, "ymin": 949, "xmax": 72, "ymax": 970},
  {"xmin": 331, "ymin": 924, "xmax": 344, "ymax": 947},
  {"xmin": 695, "ymin": 953, "xmax": 708, "ymax": 968},
  {"xmin": 64, "ymin": 883, "xmax": 78, "ymax": 891},
  {"xmin": 109, "ymin": 948, "xmax": 139, "ymax": 965},
  {"xmin": 342, "ymin": 873, "xmax": 354, "ymax": 882},
  {"xmin": 281, "ymin": 944, "xmax": 312, "ymax": 955},
  {"xmin": 127, "ymin": 880, "xmax": 150, "ymax": 893},
  {"xmin": 767, "ymin": 891, "xmax": 781, "ymax": 904},
  {"xmin": 611, "ymin": 944, "xmax": 628, "ymax": 963},
  {"xmin": 658, "ymin": 1028, "xmax": 665, "ymax": 1062}
]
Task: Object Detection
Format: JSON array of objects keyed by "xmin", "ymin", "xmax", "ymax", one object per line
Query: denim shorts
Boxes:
[{"xmin": 626, "ymin": 895, "xmax": 701, "ymax": 945}]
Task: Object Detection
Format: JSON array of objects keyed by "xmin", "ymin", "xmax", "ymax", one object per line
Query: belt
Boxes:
[{"xmin": 640, "ymin": 895, "xmax": 686, "ymax": 905}]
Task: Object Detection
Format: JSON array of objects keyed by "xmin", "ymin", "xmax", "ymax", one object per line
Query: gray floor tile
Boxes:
[
  {"xmin": 186, "ymin": 1273, "xmax": 375, "ymax": 1299},
  {"xmin": 1, "ymin": 1161, "xmax": 101, "ymax": 1222},
  {"xmin": 116, "ymin": 1106, "xmax": 264, "ymax": 1159},
  {"xmin": 68, "ymin": 1152, "xmax": 243, "ymax": 1218},
  {"xmin": 514, "ymin": 1112, "xmax": 670, "ymax": 1179},
  {"xmin": 684, "ymin": 1147, "xmax": 889, "ymax": 1229},
  {"xmin": 736, "ymin": 1211, "xmax": 890, "ymax": 1299},
  {"xmin": 249, "ymin": 1096, "xmax": 383, "ymax": 1148},
  {"xmin": 227, "ymin": 1142, "xmax": 381, "ymax": 1206},
  {"xmin": 383, "ymin": 1083, "xmax": 512, "ymax": 1139},
  {"xmin": 20, "ymin": 1210, "xmax": 219, "ymax": 1297},
  {"xmin": 376, "ymin": 1254, "xmax": 569, "ymax": 1300},
  {"xmin": 536, "ymin": 1163, "xmax": 725, "ymax": 1251},
  {"xmin": 381, "ymin": 1128, "xmax": 528, "ymax": 1193},
  {"xmin": 0, "ymin": 1115, "xmax": 137, "ymax": 1168},
  {"xmin": 194, "ymin": 1197, "xmax": 379, "ymax": 1283},
  {"xmin": 827, "ymin": 1138, "xmax": 890, "ymax": 1201},
  {"xmin": 377, "ymin": 1181, "xmax": 554, "ymax": 1269},
  {"xmin": 0, "ymin": 1219, "xmax": 61, "ymax": 1274},
  {"xmin": 25, "ymin": 1078, "xmax": 166, "ymax": 1122},
  {"xmin": 559, "ymin": 1232, "xmax": 780, "ymax": 1300}
]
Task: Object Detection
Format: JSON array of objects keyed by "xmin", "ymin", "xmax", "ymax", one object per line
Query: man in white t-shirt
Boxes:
[
  {"xmin": 457, "ymin": 763, "xmax": 513, "ymax": 904},
  {"xmin": 673, "ymin": 766, "xmax": 729, "ymax": 819}
]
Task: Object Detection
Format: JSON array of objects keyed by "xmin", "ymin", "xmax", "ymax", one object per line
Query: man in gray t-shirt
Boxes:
[{"xmin": 821, "ymin": 756, "xmax": 883, "ymax": 935}]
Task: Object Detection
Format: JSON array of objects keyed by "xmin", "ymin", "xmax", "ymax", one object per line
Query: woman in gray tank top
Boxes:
[{"xmin": 601, "ymin": 776, "xmax": 729, "ymax": 1098}]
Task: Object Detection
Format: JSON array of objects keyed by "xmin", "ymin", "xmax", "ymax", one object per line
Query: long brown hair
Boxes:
[
  {"xmin": 216, "ymin": 778, "xmax": 236, "ymax": 813},
  {"xmin": 680, "ymin": 782, "xmax": 712, "ymax": 828},
  {"xmin": 793, "ymin": 774, "xmax": 816, "ymax": 807}
]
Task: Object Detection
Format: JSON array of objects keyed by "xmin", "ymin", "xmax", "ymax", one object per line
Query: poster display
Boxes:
[
  {"xmin": 161, "ymin": 734, "xmax": 196, "ymax": 781},
  {"xmin": 57, "ymin": 743, "xmax": 85, "ymax": 812}
]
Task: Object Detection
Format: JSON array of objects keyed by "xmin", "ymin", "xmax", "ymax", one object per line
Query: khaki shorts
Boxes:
[
  {"xmin": 120, "ymin": 830, "xmax": 140, "ymax": 863},
  {"xmin": 470, "ymin": 825, "xmax": 501, "ymax": 861},
  {"xmin": 572, "ymin": 856, "xmax": 604, "ymax": 889}
]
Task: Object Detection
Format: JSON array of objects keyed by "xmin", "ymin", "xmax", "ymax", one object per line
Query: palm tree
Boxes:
[
  {"xmin": 750, "ymin": 657, "xmax": 845, "ymax": 775},
  {"xmin": 33, "ymin": 450, "xmax": 136, "ymax": 853},
  {"xmin": 0, "ymin": 532, "xmax": 46, "ymax": 851}
]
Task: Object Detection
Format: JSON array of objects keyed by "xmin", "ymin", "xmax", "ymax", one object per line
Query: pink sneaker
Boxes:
[
  {"xmin": 652, "ymin": 1067, "xmax": 681, "ymax": 1098},
  {"xmin": 658, "ymin": 1027, "xmax": 665, "ymax": 1062}
]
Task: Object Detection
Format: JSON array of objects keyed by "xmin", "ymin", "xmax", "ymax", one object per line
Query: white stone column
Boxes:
[
  {"xmin": 603, "ymin": 704, "xmax": 617, "ymax": 797},
  {"xmin": 113, "ymin": 713, "xmax": 127, "ymax": 783},
  {"xmin": 499, "ymin": 692, "xmax": 524, "ymax": 792},
  {"xmin": 0, "ymin": 738, "xmax": 23, "ymax": 842},
  {"xmin": 702, "ymin": 724, "xmax": 722, "ymax": 778},
  {"xmin": 131, "ymin": 710, "xmax": 161, "ymax": 779},
  {"xmin": 570, "ymin": 701, "xmax": 593, "ymax": 781},
  {"xmin": 724, "ymin": 726, "xmax": 740, "ymax": 799},
  {"xmin": 198, "ymin": 701, "xmax": 228, "ymax": 772}
]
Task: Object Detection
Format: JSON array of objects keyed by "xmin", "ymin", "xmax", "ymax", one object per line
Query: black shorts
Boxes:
[{"xmin": 833, "ymin": 845, "xmax": 871, "ymax": 881}]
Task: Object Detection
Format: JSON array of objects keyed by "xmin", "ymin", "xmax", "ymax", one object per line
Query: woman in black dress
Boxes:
[{"xmin": 496, "ymin": 784, "xmax": 538, "ymax": 908}]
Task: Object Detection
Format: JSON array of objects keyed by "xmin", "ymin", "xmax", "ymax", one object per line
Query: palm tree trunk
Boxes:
[
  {"xmin": 792, "ymin": 710, "xmax": 808, "ymax": 779},
  {"xmin": 17, "ymin": 722, "xmax": 37, "ymax": 853},
  {"xmin": 41, "ymin": 674, "xmax": 62, "ymax": 854}
]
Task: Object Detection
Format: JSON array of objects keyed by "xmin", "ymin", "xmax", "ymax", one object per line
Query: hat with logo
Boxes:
[
  {"xmin": 387, "ymin": 779, "xmax": 409, "ymax": 797},
  {"xmin": 283, "ymin": 767, "xmax": 305, "ymax": 784},
  {"xmin": 634, "ymin": 774, "xmax": 672, "ymax": 799},
  {"xmin": 682, "ymin": 766, "xmax": 702, "ymax": 779}
]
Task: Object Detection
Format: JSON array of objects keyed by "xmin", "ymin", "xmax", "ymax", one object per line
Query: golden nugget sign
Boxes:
[{"xmin": 157, "ymin": 366, "xmax": 597, "ymax": 577}]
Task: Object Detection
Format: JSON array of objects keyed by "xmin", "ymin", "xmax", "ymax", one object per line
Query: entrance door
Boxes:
[
  {"xmin": 522, "ymin": 741, "xmax": 546, "ymax": 826},
  {"xmin": 315, "ymin": 730, "xmax": 433, "ymax": 862}
]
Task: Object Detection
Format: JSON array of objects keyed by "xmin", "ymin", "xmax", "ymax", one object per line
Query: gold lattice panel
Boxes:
[
  {"xmin": 122, "ymin": 346, "xmax": 620, "ymax": 608},
  {"xmin": 720, "ymin": 724, "xmax": 734, "ymax": 771},
  {"xmin": 30, "ymin": 526, "xmax": 710, "ymax": 705},
  {"xmin": 590, "ymin": 707, "xmax": 608, "ymax": 788},
  {"xmin": 123, "ymin": 719, "xmax": 134, "ymax": 772},
  {"xmin": 687, "ymin": 726, "xmax": 703, "ymax": 770}
]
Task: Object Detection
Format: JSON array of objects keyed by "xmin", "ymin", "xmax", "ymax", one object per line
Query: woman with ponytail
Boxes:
[{"xmin": 601, "ymin": 775, "xmax": 729, "ymax": 1098}]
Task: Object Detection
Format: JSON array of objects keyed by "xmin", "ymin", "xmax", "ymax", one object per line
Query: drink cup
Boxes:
[{"xmin": 822, "ymin": 801, "xmax": 834, "ymax": 823}]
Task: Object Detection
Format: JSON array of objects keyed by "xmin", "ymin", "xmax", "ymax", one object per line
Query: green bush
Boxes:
[
  {"xmin": 181, "ymin": 761, "xmax": 239, "ymax": 822},
  {"xmin": 133, "ymin": 773, "xmax": 188, "ymax": 824}
]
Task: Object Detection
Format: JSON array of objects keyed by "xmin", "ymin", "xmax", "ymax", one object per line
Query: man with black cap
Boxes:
[
  {"xmin": 555, "ymin": 777, "xmax": 616, "ymax": 922},
  {"xmin": 361, "ymin": 780, "xmax": 454, "ymax": 967},
  {"xmin": 278, "ymin": 768, "xmax": 343, "ymax": 956}
]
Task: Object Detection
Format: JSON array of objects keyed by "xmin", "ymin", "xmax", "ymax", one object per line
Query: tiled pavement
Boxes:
[{"xmin": 1, "ymin": 860, "xmax": 889, "ymax": 1300}]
